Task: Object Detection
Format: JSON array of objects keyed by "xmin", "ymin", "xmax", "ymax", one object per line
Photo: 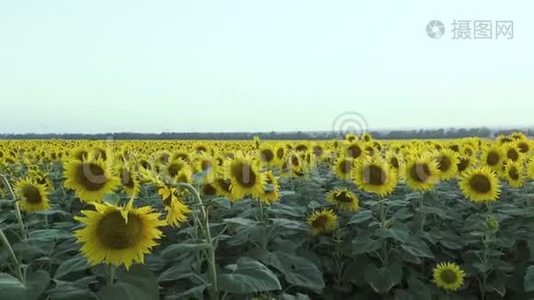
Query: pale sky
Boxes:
[{"xmin": 0, "ymin": 1, "xmax": 533, "ymax": 133}]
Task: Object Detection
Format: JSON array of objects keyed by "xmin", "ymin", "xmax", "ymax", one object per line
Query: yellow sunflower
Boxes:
[
  {"xmin": 258, "ymin": 144, "xmax": 276, "ymax": 167},
  {"xmin": 223, "ymin": 153, "xmax": 265, "ymax": 201},
  {"xmin": 332, "ymin": 156, "xmax": 354, "ymax": 180},
  {"xmin": 504, "ymin": 144, "xmax": 521, "ymax": 162},
  {"xmin": 432, "ymin": 262, "xmax": 466, "ymax": 292},
  {"xmin": 504, "ymin": 161, "xmax": 524, "ymax": 188},
  {"xmin": 405, "ymin": 156, "xmax": 440, "ymax": 191},
  {"xmin": 158, "ymin": 186, "xmax": 191, "ymax": 227},
  {"xmin": 326, "ymin": 188, "xmax": 359, "ymax": 211},
  {"xmin": 308, "ymin": 209, "xmax": 338, "ymax": 235},
  {"xmin": 344, "ymin": 142, "xmax": 363, "ymax": 159},
  {"xmin": 482, "ymin": 145, "xmax": 505, "ymax": 171},
  {"xmin": 117, "ymin": 163, "xmax": 140, "ymax": 196},
  {"xmin": 434, "ymin": 149, "xmax": 459, "ymax": 180},
  {"xmin": 74, "ymin": 202, "xmax": 165, "ymax": 269},
  {"xmin": 459, "ymin": 166, "xmax": 500, "ymax": 203},
  {"xmin": 14, "ymin": 178, "xmax": 50, "ymax": 212},
  {"xmin": 63, "ymin": 158, "xmax": 119, "ymax": 203},
  {"xmin": 528, "ymin": 158, "xmax": 534, "ymax": 180},
  {"xmin": 257, "ymin": 171, "xmax": 280, "ymax": 204},
  {"xmin": 353, "ymin": 156, "xmax": 397, "ymax": 196}
]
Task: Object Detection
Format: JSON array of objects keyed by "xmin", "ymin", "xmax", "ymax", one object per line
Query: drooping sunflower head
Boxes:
[
  {"xmin": 405, "ymin": 155, "xmax": 440, "ymax": 191},
  {"xmin": 74, "ymin": 202, "xmax": 166, "ymax": 269},
  {"xmin": 157, "ymin": 186, "xmax": 191, "ymax": 227},
  {"xmin": 257, "ymin": 171, "xmax": 280, "ymax": 205},
  {"xmin": 459, "ymin": 166, "xmax": 500, "ymax": 203},
  {"xmin": 353, "ymin": 156, "xmax": 398, "ymax": 196},
  {"xmin": 332, "ymin": 156, "xmax": 354, "ymax": 180},
  {"xmin": 223, "ymin": 153, "xmax": 265, "ymax": 201},
  {"xmin": 432, "ymin": 262, "xmax": 466, "ymax": 292},
  {"xmin": 326, "ymin": 188, "xmax": 359, "ymax": 212},
  {"xmin": 434, "ymin": 149, "xmax": 459, "ymax": 180},
  {"xmin": 307, "ymin": 209, "xmax": 338, "ymax": 236},
  {"xmin": 504, "ymin": 161, "xmax": 524, "ymax": 188},
  {"xmin": 14, "ymin": 178, "xmax": 50, "ymax": 212},
  {"xmin": 63, "ymin": 158, "xmax": 119, "ymax": 203},
  {"xmin": 117, "ymin": 164, "xmax": 139, "ymax": 196}
]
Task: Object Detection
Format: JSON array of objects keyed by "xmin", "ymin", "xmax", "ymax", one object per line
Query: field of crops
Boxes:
[{"xmin": 1, "ymin": 132, "xmax": 534, "ymax": 299}]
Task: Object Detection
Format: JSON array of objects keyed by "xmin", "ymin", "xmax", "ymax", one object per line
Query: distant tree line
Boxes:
[{"xmin": 0, "ymin": 127, "xmax": 532, "ymax": 140}]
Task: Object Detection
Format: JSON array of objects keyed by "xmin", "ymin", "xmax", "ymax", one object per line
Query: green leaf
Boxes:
[
  {"xmin": 1, "ymin": 270, "xmax": 51, "ymax": 300},
  {"xmin": 352, "ymin": 235, "xmax": 381, "ymax": 255},
  {"xmin": 54, "ymin": 255, "xmax": 90, "ymax": 279},
  {"xmin": 159, "ymin": 242, "xmax": 209, "ymax": 260},
  {"xmin": 218, "ymin": 257, "xmax": 281, "ymax": 294},
  {"xmin": 98, "ymin": 264, "xmax": 159, "ymax": 300},
  {"xmin": 223, "ymin": 217, "xmax": 259, "ymax": 226},
  {"xmin": 0, "ymin": 272, "xmax": 24, "ymax": 290},
  {"xmin": 364, "ymin": 263, "xmax": 403, "ymax": 294},
  {"xmin": 348, "ymin": 210, "xmax": 373, "ymax": 225},
  {"xmin": 103, "ymin": 193, "xmax": 121, "ymax": 205},
  {"xmin": 524, "ymin": 265, "xmax": 534, "ymax": 292},
  {"xmin": 260, "ymin": 251, "xmax": 325, "ymax": 292},
  {"xmin": 157, "ymin": 262, "xmax": 192, "ymax": 282}
]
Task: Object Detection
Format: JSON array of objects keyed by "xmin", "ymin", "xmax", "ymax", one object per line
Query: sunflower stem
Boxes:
[
  {"xmin": 0, "ymin": 227, "xmax": 24, "ymax": 284},
  {"xmin": 109, "ymin": 265, "xmax": 116, "ymax": 285},
  {"xmin": 177, "ymin": 183, "xmax": 219, "ymax": 300},
  {"xmin": 0, "ymin": 174, "xmax": 27, "ymax": 240}
]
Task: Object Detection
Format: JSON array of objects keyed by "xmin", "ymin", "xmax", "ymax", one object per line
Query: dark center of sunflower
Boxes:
[
  {"xmin": 196, "ymin": 146, "xmax": 207, "ymax": 153},
  {"xmin": 276, "ymin": 148, "xmax": 285, "ymax": 159},
  {"xmin": 347, "ymin": 145, "xmax": 362, "ymax": 158},
  {"xmin": 486, "ymin": 152, "xmax": 500, "ymax": 166},
  {"xmin": 450, "ymin": 145, "xmax": 460, "ymax": 152},
  {"xmin": 261, "ymin": 149, "xmax": 274, "ymax": 162},
  {"xmin": 313, "ymin": 146, "xmax": 323, "ymax": 157},
  {"xmin": 97, "ymin": 211, "xmax": 142, "ymax": 249},
  {"xmin": 167, "ymin": 163, "xmax": 181, "ymax": 177},
  {"xmin": 120, "ymin": 169, "xmax": 135, "ymax": 188},
  {"xmin": 296, "ymin": 145, "xmax": 308, "ymax": 152},
  {"xmin": 202, "ymin": 184, "xmax": 217, "ymax": 196},
  {"xmin": 437, "ymin": 156, "xmax": 452, "ymax": 172},
  {"xmin": 508, "ymin": 167, "xmax": 520, "ymax": 180},
  {"xmin": 290, "ymin": 155, "xmax": 300, "ymax": 167},
  {"xmin": 518, "ymin": 142, "xmax": 529, "ymax": 153},
  {"xmin": 339, "ymin": 159, "xmax": 352, "ymax": 174},
  {"xmin": 22, "ymin": 185, "xmax": 42, "ymax": 204},
  {"xmin": 335, "ymin": 191, "xmax": 353, "ymax": 203},
  {"xmin": 457, "ymin": 158, "xmax": 469, "ymax": 172},
  {"xmin": 94, "ymin": 149, "xmax": 107, "ymax": 160},
  {"xmin": 174, "ymin": 153, "xmax": 189, "ymax": 162},
  {"xmin": 364, "ymin": 165, "xmax": 387, "ymax": 185},
  {"xmin": 76, "ymin": 150, "xmax": 89, "ymax": 161},
  {"xmin": 439, "ymin": 269, "xmax": 458, "ymax": 284},
  {"xmin": 140, "ymin": 160, "xmax": 151, "ymax": 170},
  {"xmin": 311, "ymin": 215, "xmax": 328, "ymax": 229},
  {"xmin": 469, "ymin": 174, "xmax": 491, "ymax": 193},
  {"xmin": 409, "ymin": 163, "xmax": 431, "ymax": 183},
  {"xmin": 390, "ymin": 157, "xmax": 399, "ymax": 169},
  {"xmin": 159, "ymin": 153, "xmax": 170, "ymax": 164},
  {"xmin": 507, "ymin": 148, "xmax": 519, "ymax": 161},
  {"xmin": 75, "ymin": 162, "xmax": 108, "ymax": 191},
  {"xmin": 217, "ymin": 179, "xmax": 232, "ymax": 192},
  {"xmin": 231, "ymin": 162, "xmax": 257, "ymax": 187}
]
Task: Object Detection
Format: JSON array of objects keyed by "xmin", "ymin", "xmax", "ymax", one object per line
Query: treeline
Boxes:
[{"xmin": 0, "ymin": 127, "xmax": 532, "ymax": 140}]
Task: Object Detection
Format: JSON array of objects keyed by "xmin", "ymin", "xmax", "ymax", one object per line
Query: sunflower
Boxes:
[
  {"xmin": 344, "ymin": 142, "xmax": 363, "ymax": 159},
  {"xmin": 405, "ymin": 156, "xmax": 440, "ymax": 191},
  {"xmin": 434, "ymin": 149, "xmax": 459, "ymax": 180},
  {"xmin": 528, "ymin": 158, "xmax": 534, "ymax": 180},
  {"xmin": 432, "ymin": 262, "xmax": 466, "ymax": 292},
  {"xmin": 482, "ymin": 145, "xmax": 505, "ymax": 171},
  {"xmin": 259, "ymin": 144, "xmax": 276, "ymax": 166},
  {"xmin": 308, "ymin": 209, "xmax": 338, "ymax": 235},
  {"xmin": 224, "ymin": 153, "xmax": 265, "ymax": 201},
  {"xmin": 74, "ymin": 202, "xmax": 165, "ymax": 269},
  {"xmin": 353, "ymin": 156, "xmax": 397, "ymax": 196},
  {"xmin": 14, "ymin": 178, "xmax": 50, "ymax": 212},
  {"xmin": 332, "ymin": 156, "xmax": 354, "ymax": 180},
  {"xmin": 194, "ymin": 153, "xmax": 217, "ymax": 180},
  {"xmin": 504, "ymin": 161, "xmax": 524, "ymax": 188},
  {"xmin": 459, "ymin": 166, "xmax": 500, "ymax": 203},
  {"xmin": 456, "ymin": 156, "xmax": 471, "ymax": 174},
  {"xmin": 257, "ymin": 171, "xmax": 280, "ymax": 204},
  {"xmin": 63, "ymin": 158, "xmax": 119, "ymax": 203},
  {"xmin": 200, "ymin": 182, "xmax": 219, "ymax": 197},
  {"xmin": 214, "ymin": 177, "xmax": 233, "ymax": 199},
  {"xmin": 117, "ymin": 163, "xmax": 139, "ymax": 196},
  {"xmin": 504, "ymin": 144, "xmax": 521, "ymax": 162},
  {"xmin": 163, "ymin": 158, "xmax": 188, "ymax": 179},
  {"xmin": 158, "ymin": 186, "xmax": 191, "ymax": 227},
  {"xmin": 326, "ymin": 188, "xmax": 359, "ymax": 211}
]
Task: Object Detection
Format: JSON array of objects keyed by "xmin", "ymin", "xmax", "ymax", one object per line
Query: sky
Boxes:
[{"xmin": 0, "ymin": 1, "xmax": 533, "ymax": 134}]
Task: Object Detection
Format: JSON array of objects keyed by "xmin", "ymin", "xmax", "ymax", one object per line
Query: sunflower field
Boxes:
[{"xmin": 1, "ymin": 132, "xmax": 534, "ymax": 299}]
